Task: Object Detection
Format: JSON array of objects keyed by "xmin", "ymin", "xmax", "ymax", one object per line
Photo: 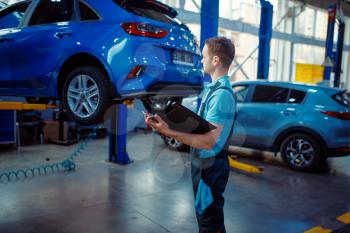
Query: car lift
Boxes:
[
  {"xmin": 0, "ymin": 100, "xmax": 133, "ymax": 165},
  {"xmin": 228, "ymin": 156, "xmax": 264, "ymax": 174},
  {"xmin": 0, "ymin": 101, "xmax": 56, "ymax": 111},
  {"xmin": 108, "ymin": 103, "xmax": 133, "ymax": 165}
]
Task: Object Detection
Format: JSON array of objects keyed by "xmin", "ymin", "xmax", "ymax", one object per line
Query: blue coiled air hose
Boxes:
[{"xmin": 0, "ymin": 129, "xmax": 97, "ymax": 184}]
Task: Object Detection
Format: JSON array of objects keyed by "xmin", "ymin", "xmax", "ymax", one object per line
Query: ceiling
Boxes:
[{"xmin": 295, "ymin": 0, "xmax": 350, "ymax": 17}]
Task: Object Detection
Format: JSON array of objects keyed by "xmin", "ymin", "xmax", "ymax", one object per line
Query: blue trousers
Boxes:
[{"xmin": 191, "ymin": 150, "xmax": 230, "ymax": 233}]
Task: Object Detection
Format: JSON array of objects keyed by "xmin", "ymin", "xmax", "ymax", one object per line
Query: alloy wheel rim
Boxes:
[
  {"xmin": 285, "ymin": 138, "xmax": 315, "ymax": 167},
  {"xmin": 67, "ymin": 74, "xmax": 100, "ymax": 118}
]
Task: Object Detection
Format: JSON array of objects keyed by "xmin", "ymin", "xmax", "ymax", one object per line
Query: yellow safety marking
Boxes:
[
  {"xmin": 0, "ymin": 102, "xmax": 56, "ymax": 110},
  {"xmin": 304, "ymin": 226, "xmax": 332, "ymax": 233},
  {"xmin": 228, "ymin": 156, "xmax": 263, "ymax": 174},
  {"xmin": 337, "ymin": 212, "xmax": 350, "ymax": 224}
]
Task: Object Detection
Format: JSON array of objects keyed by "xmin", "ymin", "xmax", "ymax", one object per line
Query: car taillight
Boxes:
[
  {"xmin": 321, "ymin": 111, "xmax": 350, "ymax": 120},
  {"xmin": 127, "ymin": 65, "xmax": 144, "ymax": 79},
  {"xmin": 121, "ymin": 22, "xmax": 168, "ymax": 38}
]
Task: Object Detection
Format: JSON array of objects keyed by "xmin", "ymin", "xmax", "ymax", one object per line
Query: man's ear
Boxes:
[{"xmin": 212, "ymin": 55, "xmax": 220, "ymax": 66}]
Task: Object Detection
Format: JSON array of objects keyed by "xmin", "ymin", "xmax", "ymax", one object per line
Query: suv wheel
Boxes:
[
  {"xmin": 280, "ymin": 133, "xmax": 324, "ymax": 172},
  {"xmin": 62, "ymin": 66, "xmax": 112, "ymax": 125},
  {"xmin": 162, "ymin": 135, "xmax": 189, "ymax": 152}
]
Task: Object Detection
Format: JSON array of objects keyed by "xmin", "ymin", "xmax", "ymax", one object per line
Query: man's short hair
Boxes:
[{"xmin": 205, "ymin": 37, "xmax": 235, "ymax": 69}]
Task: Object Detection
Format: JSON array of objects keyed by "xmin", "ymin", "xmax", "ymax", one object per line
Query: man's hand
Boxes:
[
  {"xmin": 143, "ymin": 111, "xmax": 223, "ymax": 150},
  {"xmin": 144, "ymin": 112, "xmax": 172, "ymax": 136}
]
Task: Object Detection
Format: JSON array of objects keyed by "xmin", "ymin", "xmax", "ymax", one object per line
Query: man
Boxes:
[{"xmin": 145, "ymin": 37, "xmax": 236, "ymax": 233}]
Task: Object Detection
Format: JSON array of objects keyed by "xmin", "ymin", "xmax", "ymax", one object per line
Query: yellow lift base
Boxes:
[
  {"xmin": 228, "ymin": 156, "xmax": 264, "ymax": 174},
  {"xmin": 0, "ymin": 101, "xmax": 56, "ymax": 111}
]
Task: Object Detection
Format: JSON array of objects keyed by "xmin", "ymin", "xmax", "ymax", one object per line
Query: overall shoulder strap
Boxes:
[
  {"xmin": 197, "ymin": 82, "xmax": 237, "ymax": 154},
  {"xmin": 198, "ymin": 81, "xmax": 221, "ymax": 117}
]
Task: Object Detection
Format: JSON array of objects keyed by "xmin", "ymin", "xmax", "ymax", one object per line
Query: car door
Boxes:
[
  {"xmin": 233, "ymin": 84, "xmax": 298, "ymax": 149},
  {"xmin": 0, "ymin": 1, "xmax": 30, "ymax": 91},
  {"xmin": 2, "ymin": 0, "xmax": 78, "ymax": 97},
  {"xmin": 230, "ymin": 84, "xmax": 251, "ymax": 147}
]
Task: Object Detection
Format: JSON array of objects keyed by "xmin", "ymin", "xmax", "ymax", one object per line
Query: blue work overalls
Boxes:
[{"xmin": 191, "ymin": 78, "xmax": 236, "ymax": 233}]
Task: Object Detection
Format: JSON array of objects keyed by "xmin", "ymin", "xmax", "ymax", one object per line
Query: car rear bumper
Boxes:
[{"xmin": 117, "ymin": 82, "xmax": 202, "ymax": 99}]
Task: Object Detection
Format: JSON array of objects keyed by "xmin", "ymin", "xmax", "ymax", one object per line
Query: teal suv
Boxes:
[{"xmin": 163, "ymin": 81, "xmax": 350, "ymax": 172}]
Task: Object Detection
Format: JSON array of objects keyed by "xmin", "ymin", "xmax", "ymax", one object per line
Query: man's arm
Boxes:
[{"xmin": 145, "ymin": 114, "xmax": 223, "ymax": 150}]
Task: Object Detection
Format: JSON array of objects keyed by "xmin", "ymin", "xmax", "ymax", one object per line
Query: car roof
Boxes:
[{"xmin": 232, "ymin": 80, "xmax": 345, "ymax": 95}]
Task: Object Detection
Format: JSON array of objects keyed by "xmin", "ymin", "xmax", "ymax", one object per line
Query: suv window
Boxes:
[
  {"xmin": 29, "ymin": 0, "xmax": 74, "ymax": 26},
  {"xmin": 252, "ymin": 85, "xmax": 288, "ymax": 103},
  {"xmin": 113, "ymin": 0, "xmax": 187, "ymax": 29},
  {"xmin": 333, "ymin": 91, "xmax": 350, "ymax": 107},
  {"xmin": 0, "ymin": 2, "xmax": 29, "ymax": 29},
  {"xmin": 288, "ymin": 89, "xmax": 306, "ymax": 104},
  {"xmin": 79, "ymin": 1, "xmax": 99, "ymax": 21},
  {"xmin": 233, "ymin": 85, "xmax": 249, "ymax": 103}
]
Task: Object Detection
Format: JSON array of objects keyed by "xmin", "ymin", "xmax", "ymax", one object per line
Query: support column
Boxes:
[
  {"xmin": 323, "ymin": 4, "xmax": 336, "ymax": 84},
  {"xmin": 200, "ymin": 0, "xmax": 219, "ymax": 83},
  {"xmin": 108, "ymin": 104, "xmax": 132, "ymax": 165},
  {"xmin": 257, "ymin": 0, "xmax": 273, "ymax": 80},
  {"xmin": 334, "ymin": 19, "xmax": 345, "ymax": 87}
]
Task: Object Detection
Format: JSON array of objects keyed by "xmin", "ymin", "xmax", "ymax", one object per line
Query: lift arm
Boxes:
[{"xmin": 0, "ymin": 102, "xmax": 56, "ymax": 111}]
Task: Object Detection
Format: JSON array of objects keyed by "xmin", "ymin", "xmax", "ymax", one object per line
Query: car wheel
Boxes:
[
  {"xmin": 162, "ymin": 135, "xmax": 189, "ymax": 152},
  {"xmin": 280, "ymin": 133, "xmax": 324, "ymax": 172},
  {"xmin": 25, "ymin": 97, "xmax": 50, "ymax": 104},
  {"xmin": 62, "ymin": 66, "xmax": 112, "ymax": 125}
]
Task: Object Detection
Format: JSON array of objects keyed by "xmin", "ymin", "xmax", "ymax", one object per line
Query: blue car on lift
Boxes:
[
  {"xmin": 163, "ymin": 81, "xmax": 350, "ymax": 172},
  {"xmin": 0, "ymin": 0, "xmax": 203, "ymax": 124}
]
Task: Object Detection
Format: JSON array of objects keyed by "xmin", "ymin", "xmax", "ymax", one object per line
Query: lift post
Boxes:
[
  {"xmin": 257, "ymin": 0, "xmax": 273, "ymax": 80},
  {"xmin": 108, "ymin": 104, "xmax": 132, "ymax": 165},
  {"xmin": 200, "ymin": 0, "xmax": 219, "ymax": 83},
  {"xmin": 323, "ymin": 3, "xmax": 346, "ymax": 88},
  {"xmin": 323, "ymin": 4, "xmax": 336, "ymax": 84},
  {"xmin": 334, "ymin": 12, "xmax": 345, "ymax": 87}
]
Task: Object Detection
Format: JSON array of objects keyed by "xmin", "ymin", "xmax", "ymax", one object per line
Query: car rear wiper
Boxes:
[{"xmin": 118, "ymin": 0, "xmax": 178, "ymax": 18}]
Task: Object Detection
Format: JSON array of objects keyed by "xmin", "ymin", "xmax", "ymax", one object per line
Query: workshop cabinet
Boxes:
[{"xmin": 0, "ymin": 110, "xmax": 16, "ymax": 144}]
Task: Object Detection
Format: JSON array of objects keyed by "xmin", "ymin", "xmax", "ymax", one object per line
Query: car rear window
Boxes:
[
  {"xmin": 288, "ymin": 89, "xmax": 306, "ymax": 104},
  {"xmin": 113, "ymin": 0, "xmax": 187, "ymax": 29},
  {"xmin": 333, "ymin": 91, "xmax": 350, "ymax": 107},
  {"xmin": 79, "ymin": 1, "xmax": 99, "ymax": 21},
  {"xmin": 252, "ymin": 85, "xmax": 289, "ymax": 103},
  {"xmin": 29, "ymin": 0, "xmax": 74, "ymax": 25}
]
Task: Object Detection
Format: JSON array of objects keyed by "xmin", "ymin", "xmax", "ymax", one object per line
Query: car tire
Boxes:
[
  {"xmin": 25, "ymin": 97, "xmax": 51, "ymax": 104},
  {"xmin": 62, "ymin": 66, "xmax": 112, "ymax": 125},
  {"xmin": 162, "ymin": 135, "xmax": 189, "ymax": 152},
  {"xmin": 280, "ymin": 133, "xmax": 325, "ymax": 172}
]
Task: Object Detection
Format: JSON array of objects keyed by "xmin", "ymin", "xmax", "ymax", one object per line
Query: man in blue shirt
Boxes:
[{"xmin": 145, "ymin": 37, "xmax": 236, "ymax": 233}]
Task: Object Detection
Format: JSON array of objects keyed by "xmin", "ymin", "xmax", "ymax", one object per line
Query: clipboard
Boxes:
[{"xmin": 157, "ymin": 102, "xmax": 216, "ymax": 134}]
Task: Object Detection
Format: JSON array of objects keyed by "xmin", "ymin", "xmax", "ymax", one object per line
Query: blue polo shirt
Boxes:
[{"xmin": 195, "ymin": 75, "xmax": 236, "ymax": 158}]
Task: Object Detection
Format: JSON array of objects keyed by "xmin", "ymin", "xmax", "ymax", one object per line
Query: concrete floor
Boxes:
[{"xmin": 0, "ymin": 131, "xmax": 349, "ymax": 233}]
